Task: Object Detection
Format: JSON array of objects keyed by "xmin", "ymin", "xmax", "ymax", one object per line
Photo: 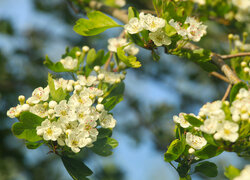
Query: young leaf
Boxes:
[
  {"xmin": 117, "ymin": 47, "xmax": 141, "ymax": 68},
  {"xmin": 164, "ymin": 139, "xmax": 185, "ymax": 162},
  {"xmin": 194, "ymin": 161, "xmax": 218, "ymax": 177},
  {"xmin": 184, "ymin": 114, "xmax": 203, "ymax": 127},
  {"xmin": 73, "ymin": 11, "xmax": 122, "ymax": 36},
  {"xmin": 230, "ymin": 82, "xmax": 248, "ymax": 103},
  {"xmin": 128, "ymin": 6, "xmax": 139, "ymax": 20},
  {"xmin": 165, "ymin": 23, "xmax": 176, "ymax": 37},
  {"xmin": 48, "ymin": 73, "xmax": 67, "ymax": 102},
  {"xmin": 61, "ymin": 156, "xmax": 93, "ymax": 180},
  {"xmin": 224, "ymin": 165, "xmax": 241, "ymax": 180},
  {"xmin": 44, "ymin": 55, "xmax": 69, "ymax": 73},
  {"xmin": 12, "ymin": 112, "xmax": 44, "ymax": 142}
]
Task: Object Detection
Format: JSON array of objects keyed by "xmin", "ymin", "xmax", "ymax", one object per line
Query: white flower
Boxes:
[
  {"xmin": 124, "ymin": 17, "xmax": 144, "ymax": 34},
  {"xmin": 200, "ymin": 118, "xmax": 221, "ymax": 134},
  {"xmin": 149, "ymin": 29, "xmax": 171, "ymax": 46},
  {"xmin": 36, "ymin": 119, "xmax": 62, "ymax": 141},
  {"xmin": 115, "ymin": 0, "xmax": 126, "ymax": 7},
  {"xmin": 75, "ymin": 106, "xmax": 91, "ymax": 122},
  {"xmin": 139, "ymin": 13, "xmax": 166, "ymax": 32},
  {"xmin": 60, "ymin": 56, "xmax": 78, "ymax": 70},
  {"xmin": 82, "ymin": 46, "xmax": 89, "ymax": 52},
  {"xmin": 78, "ymin": 119, "xmax": 98, "ymax": 141},
  {"xmin": 108, "ymin": 38, "xmax": 127, "ymax": 52},
  {"xmin": 99, "ymin": 111, "xmax": 116, "ymax": 128},
  {"xmin": 96, "ymin": 104, "xmax": 104, "ymax": 112},
  {"xmin": 234, "ymin": 164, "xmax": 250, "ymax": 180},
  {"xmin": 173, "ymin": 113, "xmax": 191, "ymax": 128},
  {"xmin": 77, "ymin": 75, "xmax": 98, "ymax": 87},
  {"xmin": 185, "ymin": 17, "xmax": 207, "ymax": 42},
  {"xmin": 26, "ymin": 86, "xmax": 50, "ymax": 104},
  {"xmin": 7, "ymin": 105, "xmax": 23, "ymax": 118},
  {"xmin": 65, "ymin": 131, "xmax": 92, "ymax": 153},
  {"xmin": 68, "ymin": 93, "xmax": 93, "ymax": 108},
  {"xmin": 199, "ymin": 100, "xmax": 225, "ymax": 120},
  {"xmin": 124, "ymin": 44, "xmax": 139, "ymax": 56},
  {"xmin": 169, "ymin": 19, "xmax": 187, "ymax": 37},
  {"xmin": 30, "ymin": 104, "xmax": 48, "ymax": 118},
  {"xmin": 186, "ymin": 132, "xmax": 207, "ymax": 150},
  {"xmin": 58, "ymin": 119, "xmax": 78, "ymax": 135},
  {"xmin": 213, "ymin": 121, "xmax": 239, "ymax": 142},
  {"xmin": 192, "ymin": 0, "xmax": 205, "ymax": 5},
  {"xmin": 49, "ymin": 100, "xmax": 57, "ymax": 109},
  {"xmin": 188, "ymin": 148, "xmax": 195, "ymax": 154},
  {"xmin": 54, "ymin": 100, "xmax": 76, "ymax": 121},
  {"xmin": 232, "ymin": 0, "xmax": 250, "ymax": 11},
  {"xmin": 99, "ymin": 70, "xmax": 125, "ymax": 84},
  {"xmin": 54, "ymin": 78, "xmax": 70, "ymax": 90}
]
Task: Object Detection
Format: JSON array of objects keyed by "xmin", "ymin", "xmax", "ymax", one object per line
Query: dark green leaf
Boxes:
[
  {"xmin": 73, "ymin": 11, "xmax": 122, "ymax": 36},
  {"xmin": 26, "ymin": 141, "xmax": 44, "ymax": 149},
  {"xmin": 195, "ymin": 161, "xmax": 218, "ymax": 177},
  {"xmin": 230, "ymin": 82, "xmax": 248, "ymax": 103},
  {"xmin": 195, "ymin": 145, "xmax": 223, "ymax": 159},
  {"xmin": 97, "ymin": 128, "xmax": 112, "ymax": 139},
  {"xmin": 90, "ymin": 137, "xmax": 118, "ymax": 156},
  {"xmin": 61, "ymin": 156, "xmax": 93, "ymax": 180},
  {"xmin": 184, "ymin": 115, "xmax": 203, "ymax": 127},
  {"xmin": 12, "ymin": 112, "xmax": 44, "ymax": 142}
]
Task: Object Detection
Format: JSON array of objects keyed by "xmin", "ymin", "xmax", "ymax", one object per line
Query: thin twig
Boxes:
[
  {"xmin": 210, "ymin": 72, "xmax": 230, "ymax": 83},
  {"xmin": 220, "ymin": 52, "xmax": 250, "ymax": 59},
  {"xmin": 222, "ymin": 84, "xmax": 232, "ymax": 101},
  {"xmin": 104, "ymin": 52, "xmax": 113, "ymax": 70}
]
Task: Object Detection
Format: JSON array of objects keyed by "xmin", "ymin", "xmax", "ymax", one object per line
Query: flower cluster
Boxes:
[
  {"xmin": 107, "ymin": 37, "xmax": 139, "ymax": 56},
  {"xmin": 232, "ymin": 0, "xmax": 250, "ymax": 22},
  {"xmin": 7, "ymin": 72, "xmax": 124, "ymax": 153},
  {"xmin": 124, "ymin": 12, "xmax": 171, "ymax": 46},
  {"xmin": 173, "ymin": 88, "xmax": 250, "ymax": 154},
  {"xmin": 169, "ymin": 17, "xmax": 207, "ymax": 42}
]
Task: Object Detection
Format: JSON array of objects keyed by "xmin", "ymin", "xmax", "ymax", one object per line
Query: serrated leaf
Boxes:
[
  {"xmin": 61, "ymin": 156, "xmax": 93, "ymax": 180},
  {"xmin": 224, "ymin": 165, "xmax": 241, "ymax": 180},
  {"xmin": 117, "ymin": 47, "xmax": 141, "ymax": 68},
  {"xmin": 90, "ymin": 137, "xmax": 118, "ymax": 156},
  {"xmin": 73, "ymin": 11, "xmax": 122, "ymax": 36},
  {"xmin": 44, "ymin": 55, "xmax": 69, "ymax": 73},
  {"xmin": 184, "ymin": 114, "xmax": 203, "ymax": 127},
  {"xmin": 230, "ymin": 82, "xmax": 248, "ymax": 103},
  {"xmin": 164, "ymin": 139, "xmax": 185, "ymax": 162},
  {"xmin": 195, "ymin": 161, "xmax": 218, "ymax": 177},
  {"xmin": 12, "ymin": 112, "xmax": 44, "ymax": 142}
]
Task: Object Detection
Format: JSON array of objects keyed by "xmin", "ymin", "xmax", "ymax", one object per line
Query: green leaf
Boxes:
[
  {"xmin": 203, "ymin": 133, "xmax": 217, "ymax": 146},
  {"xmin": 62, "ymin": 47, "xmax": 81, "ymax": 59},
  {"xmin": 184, "ymin": 114, "xmax": 203, "ymax": 127},
  {"xmin": 128, "ymin": 7, "xmax": 139, "ymax": 20},
  {"xmin": 165, "ymin": 23, "xmax": 176, "ymax": 37},
  {"xmin": 61, "ymin": 156, "xmax": 93, "ymax": 180},
  {"xmin": 86, "ymin": 48, "xmax": 96, "ymax": 66},
  {"xmin": 195, "ymin": 161, "xmax": 218, "ymax": 177},
  {"xmin": 128, "ymin": 33, "xmax": 144, "ymax": 47},
  {"xmin": 90, "ymin": 137, "xmax": 118, "ymax": 156},
  {"xmin": 117, "ymin": 47, "xmax": 141, "ymax": 68},
  {"xmin": 44, "ymin": 55, "xmax": 70, "ymax": 73},
  {"xmin": 230, "ymin": 82, "xmax": 248, "ymax": 103},
  {"xmin": 73, "ymin": 11, "xmax": 122, "ymax": 36},
  {"xmin": 224, "ymin": 165, "xmax": 241, "ymax": 180},
  {"xmin": 12, "ymin": 112, "xmax": 44, "ymax": 142},
  {"xmin": 26, "ymin": 141, "xmax": 44, "ymax": 149},
  {"xmin": 164, "ymin": 139, "xmax": 185, "ymax": 162},
  {"xmin": 195, "ymin": 145, "xmax": 223, "ymax": 159},
  {"xmin": 97, "ymin": 128, "xmax": 112, "ymax": 139},
  {"xmin": 177, "ymin": 162, "xmax": 190, "ymax": 178},
  {"xmin": 48, "ymin": 73, "xmax": 67, "ymax": 102}
]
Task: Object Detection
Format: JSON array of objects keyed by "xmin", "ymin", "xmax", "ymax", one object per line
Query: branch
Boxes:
[
  {"xmin": 220, "ymin": 52, "xmax": 250, "ymax": 59},
  {"xmin": 86, "ymin": 1, "xmax": 241, "ymax": 84},
  {"xmin": 209, "ymin": 72, "xmax": 230, "ymax": 83},
  {"xmin": 222, "ymin": 84, "xmax": 232, "ymax": 101}
]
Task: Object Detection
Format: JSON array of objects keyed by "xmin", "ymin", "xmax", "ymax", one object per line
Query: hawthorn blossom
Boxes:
[
  {"xmin": 115, "ymin": 0, "xmax": 126, "ymax": 7},
  {"xmin": 26, "ymin": 86, "xmax": 50, "ymax": 104},
  {"xmin": 108, "ymin": 38, "xmax": 127, "ymax": 52},
  {"xmin": 234, "ymin": 164, "xmax": 250, "ymax": 180},
  {"xmin": 139, "ymin": 13, "xmax": 166, "ymax": 32},
  {"xmin": 213, "ymin": 121, "xmax": 239, "ymax": 142},
  {"xmin": 60, "ymin": 56, "xmax": 78, "ymax": 70},
  {"xmin": 169, "ymin": 19, "xmax": 187, "ymax": 37},
  {"xmin": 99, "ymin": 111, "xmax": 116, "ymax": 128},
  {"xmin": 124, "ymin": 17, "xmax": 144, "ymax": 34},
  {"xmin": 36, "ymin": 119, "xmax": 62, "ymax": 141},
  {"xmin": 186, "ymin": 132, "xmax": 207, "ymax": 150},
  {"xmin": 77, "ymin": 75, "xmax": 98, "ymax": 87},
  {"xmin": 173, "ymin": 113, "xmax": 191, "ymax": 128},
  {"xmin": 149, "ymin": 29, "xmax": 171, "ymax": 46},
  {"xmin": 30, "ymin": 104, "xmax": 48, "ymax": 118}
]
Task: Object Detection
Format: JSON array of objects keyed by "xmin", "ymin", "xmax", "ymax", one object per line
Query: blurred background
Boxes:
[{"xmin": 0, "ymin": 0, "xmax": 249, "ymax": 179}]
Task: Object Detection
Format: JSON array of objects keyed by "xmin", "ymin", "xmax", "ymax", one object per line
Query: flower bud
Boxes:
[
  {"xmin": 67, "ymin": 85, "xmax": 73, "ymax": 92},
  {"xmin": 244, "ymin": 67, "xmax": 249, "ymax": 73},
  {"xmin": 18, "ymin": 95, "xmax": 25, "ymax": 105},
  {"xmin": 243, "ymin": 32, "xmax": 248, "ymax": 38},
  {"xmin": 48, "ymin": 109, "xmax": 55, "ymax": 115},
  {"xmin": 82, "ymin": 46, "xmax": 89, "ymax": 52},
  {"xmin": 228, "ymin": 34, "xmax": 234, "ymax": 40},
  {"xmin": 115, "ymin": 79, "xmax": 121, "ymax": 84},
  {"xmin": 98, "ymin": 73, "xmax": 105, "ymax": 80},
  {"xmin": 94, "ymin": 65, "xmax": 100, "ymax": 72},
  {"xmin": 75, "ymin": 51, "xmax": 81, "ymax": 57},
  {"xmin": 49, "ymin": 100, "xmax": 57, "ymax": 109},
  {"xmin": 188, "ymin": 148, "xmax": 195, "ymax": 154},
  {"xmin": 98, "ymin": 97, "xmax": 104, "ymax": 103},
  {"xmin": 241, "ymin": 61, "xmax": 247, "ymax": 67},
  {"xmin": 96, "ymin": 104, "xmax": 104, "ymax": 112},
  {"xmin": 110, "ymin": 62, "xmax": 115, "ymax": 69},
  {"xmin": 43, "ymin": 102, "xmax": 48, "ymax": 108},
  {"xmin": 21, "ymin": 104, "xmax": 30, "ymax": 111}
]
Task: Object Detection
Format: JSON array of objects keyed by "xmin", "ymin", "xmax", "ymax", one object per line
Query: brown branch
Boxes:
[
  {"xmin": 210, "ymin": 72, "xmax": 230, "ymax": 83},
  {"xmin": 220, "ymin": 52, "xmax": 250, "ymax": 59},
  {"xmin": 87, "ymin": 1, "xmax": 241, "ymax": 84},
  {"xmin": 222, "ymin": 84, "xmax": 232, "ymax": 101}
]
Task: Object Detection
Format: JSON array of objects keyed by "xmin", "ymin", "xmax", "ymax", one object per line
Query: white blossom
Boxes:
[
  {"xmin": 173, "ymin": 113, "xmax": 191, "ymax": 128},
  {"xmin": 149, "ymin": 29, "xmax": 171, "ymax": 46},
  {"xmin": 99, "ymin": 111, "xmax": 116, "ymax": 128},
  {"xmin": 36, "ymin": 119, "xmax": 62, "ymax": 141},
  {"xmin": 124, "ymin": 44, "xmax": 139, "ymax": 56},
  {"xmin": 200, "ymin": 118, "xmax": 221, "ymax": 134},
  {"xmin": 234, "ymin": 164, "xmax": 250, "ymax": 180},
  {"xmin": 30, "ymin": 104, "xmax": 48, "ymax": 118},
  {"xmin": 54, "ymin": 100, "xmax": 76, "ymax": 121},
  {"xmin": 108, "ymin": 38, "xmax": 127, "ymax": 52},
  {"xmin": 169, "ymin": 19, "xmax": 187, "ymax": 37},
  {"xmin": 98, "ymin": 70, "xmax": 125, "ymax": 84},
  {"xmin": 26, "ymin": 86, "xmax": 50, "ymax": 104},
  {"xmin": 124, "ymin": 17, "xmax": 144, "ymax": 34},
  {"xmin": 213, "ymin": 121, "xmax": 239, "ymax": 142},
  {"xmin": 60, "ymin": 56, "xmax": 78, "ymax": 70},
  {"xmin": 7, "ymin": 105, "xmax": 22, "ymax": 118},
  {"xmin": 185, "ymin": 17, "xmax": 207, "ymax": 42},
  {"xmin": 139, "ymin": 13, "xmax": 166, "ymax": 32},
  {"xmin": 186, "ymin": 132, "xmax": 207, "ymax": 150},
  {"xmin": 77, "ymin": 75, "xmax": 98, "ymax": 87},
  {"xmin": 115, "ymin": 0, "xmax": 126, "ymax": 7}
]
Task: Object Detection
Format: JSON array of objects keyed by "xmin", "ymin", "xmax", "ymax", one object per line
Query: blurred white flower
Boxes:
[{"xmin": 186, "ymin": 132, "xmax": 207, "ymax": 150}]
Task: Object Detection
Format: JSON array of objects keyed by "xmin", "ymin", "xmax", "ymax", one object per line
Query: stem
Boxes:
[
  {"xmin": 222, "ymin": 84, "xmax": 232, "ymax": 101},
  {"xmin": 210, "ymin": 72, "xmax": 230, "ymax": 83},
  {"xmin": 220, "ymin": 52, "xmax": 250, "ymax": 59},
  {"xmin": 169, "ymin": 162, "xmax": 177, "ymax": 170},
  {"xmin": 104, "ymin": 52, "xmax": 113, "ymax": 70}
]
